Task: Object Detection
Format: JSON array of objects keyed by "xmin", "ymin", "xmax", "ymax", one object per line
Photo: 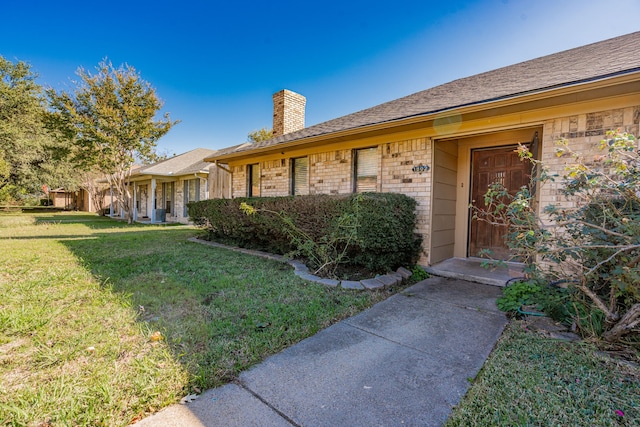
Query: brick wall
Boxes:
[
  {"xmin": 228, "ymin": 137, "xmax": 433, "ymax": 262},
  {"xmin": 380, "ymin": 138, "xmax": 432, "ymax": 262},
  {"xmin": 539, "ymin": 106, "xmax": 640, "ymax": 211},
  {"xmin": 232, "ymin": 165, "xmax": 247, "ymax": 197},
  {"xmin": 261, "ymin": 159, "xmax": 289, "ymax": 196},
  {"xmin": 309, "ymin": 149, "xmax": 353, "ymax": 194},
  {"xmin": 173, "ymin": 177, "xmax": 209, "ymax": 223},
  {"xmin": 273, "ymin": 90, "xmax": 306, "ymax": 137}
]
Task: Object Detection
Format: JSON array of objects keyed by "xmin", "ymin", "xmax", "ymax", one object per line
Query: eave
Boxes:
[{"xmin": 204, "ymin": 71, "xmax": 640, "ymax": 164}]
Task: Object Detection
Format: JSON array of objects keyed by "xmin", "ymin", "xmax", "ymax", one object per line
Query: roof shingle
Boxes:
[
  {"xmin": 134, "ymin": 148, "xmax": 216, "ymax": 177},
  {"xmin": 211, "ymin": 31, "xmax": 640, "ymax": 158}
]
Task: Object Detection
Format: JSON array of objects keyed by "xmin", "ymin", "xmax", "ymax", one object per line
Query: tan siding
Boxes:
[
  {"xmin": 209, "ymin": 165, "xmax": 231, "ymax": 199},
  {"xmin": 431, "ymin": 140, "xmax": 458, "ymax": 263}
]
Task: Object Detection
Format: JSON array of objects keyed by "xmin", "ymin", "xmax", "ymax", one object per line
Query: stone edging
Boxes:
[{"xmin": 188, "ymin": 237, "xmax": 413, "ymax": 290}]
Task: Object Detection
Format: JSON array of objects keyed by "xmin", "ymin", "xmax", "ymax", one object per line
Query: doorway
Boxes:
[{"xmin": 468, "ymin": 145, "xmax": 532, "ymax": 260}]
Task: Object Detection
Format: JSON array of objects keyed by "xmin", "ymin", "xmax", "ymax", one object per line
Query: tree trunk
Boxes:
[{"xmin": 602, "ymin": 303, "xmax": 640, "ymax": 342}]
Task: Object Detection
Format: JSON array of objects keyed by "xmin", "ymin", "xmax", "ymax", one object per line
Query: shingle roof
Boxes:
[
  {"xmin": 210, "ymin": 31, "xmax": 640, "ymax": 159},
  {"xmin": 133, "ymin": 148, "xmax": 217, "ymax": 177}
]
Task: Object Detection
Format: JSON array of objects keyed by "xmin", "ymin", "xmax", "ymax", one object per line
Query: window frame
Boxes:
[
  {"xmin": 353, "ymin": 147, "xmax": 379, "ymax": 193},
  {"xmin": 162, "ymin": 181, "xmax": 175, "ymax": 214},
  {"xmin": 183, "ymin": 178, "xmax": 200, "ymax": 217},
  {"xmin": 247, "ymin": 163, "xmax": 260, "ymax": 197},
  {"xmin": 290, "ymin": 156, "xmax": 309, "ymax": 196}
]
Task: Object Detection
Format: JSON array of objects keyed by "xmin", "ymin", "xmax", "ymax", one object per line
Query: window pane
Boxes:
[
  {"xmin": 292, "ymin": 157, "xmax": 309, "ymax": 195},
  {"xmin": 165, "ymin": 182, "xmax": 173, "ymax": 214},
  {"xmin": 249, "ymin": 164, "xmax": 260, "ymax": 197},
  {"xmin": 189, "ymin": 179, "xmax": 197, "ymax": 202},
  {"xmin": 356, "ymin": 147, "xmax": 378, "ymax": 192},
  {"xmin": 183, "ymin": 180, "xmax": 189, "ymax": 217}
]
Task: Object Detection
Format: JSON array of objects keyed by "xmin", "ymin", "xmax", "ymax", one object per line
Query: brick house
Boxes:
[
  {"xmin": 120, "ymin": 148, "xmax": 230, "ymax": 223},
  {"xmin": 204, "ymin": 32, "xmax": 640, "ymax": 266}
]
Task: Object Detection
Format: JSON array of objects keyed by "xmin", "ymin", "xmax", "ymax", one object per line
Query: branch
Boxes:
[
  {"xmin": 577, "ymin": 277, "xmax": 619, "ymax": 321},
  {"xmin": 574, "ymin": 220, "xmax": 630, "ymax": 239},
  {"xmin": 602, "ymin": 303, "xmax": 640, "ymax": 341},
  {"xmin": 583, "ymin": 245, "xmax": 640, "ymax": 277}
]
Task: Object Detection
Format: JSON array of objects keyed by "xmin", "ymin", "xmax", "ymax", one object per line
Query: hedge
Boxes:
[{"xmin": 188, "ymin": 193, "xmax": 422, "ymax": 274}]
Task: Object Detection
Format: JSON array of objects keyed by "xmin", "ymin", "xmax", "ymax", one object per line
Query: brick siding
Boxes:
[{"xmin": 539, "ymin": 106, "xmax": 640, "ymax": 211}]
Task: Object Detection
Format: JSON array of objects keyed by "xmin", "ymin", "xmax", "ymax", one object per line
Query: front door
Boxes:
[{"xmin": 469, "ymin": 145, "xmax": 532, "ymax": 260}]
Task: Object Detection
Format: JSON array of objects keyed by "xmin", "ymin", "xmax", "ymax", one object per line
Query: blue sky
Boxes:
[{"xmin": 2, "ymin": 0, "xmax": 639, "ymax": 155}]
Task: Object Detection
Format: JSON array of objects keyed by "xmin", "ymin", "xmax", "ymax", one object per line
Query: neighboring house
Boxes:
[
  {"xmin": 47, "ymin": 188, "xmax": 81, "ymax": 210},
  {"xmin": 46, "ymin": 187, "xmax": 110, "ymax": 212},
  {"xmin": 122, "ymin": 148, "xmax": 230, "ymax": 224},
  {"xmin": 204, "ymin": 32, "xmax": 640, "ymax": 266}
]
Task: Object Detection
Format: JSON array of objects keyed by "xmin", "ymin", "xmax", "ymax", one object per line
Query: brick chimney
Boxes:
[{"xmin": 272, "ymin": 89, "xmax": 306, "ymax": 137}]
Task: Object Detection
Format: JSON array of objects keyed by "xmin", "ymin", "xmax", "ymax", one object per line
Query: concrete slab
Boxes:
[
  {"xmin": 345, "ymin": 292, "xmax": 506, "ymax": 365},
  {"xmin": 134, "ymin": 383, "xmax": 291, "ymax": 427},
  {"xmin": 340, "ymin": 280, "xmax": 364, "ymax": 290},
  {"xmin": 239, "ymin": 322, "xmax": 464, "ymax": 427},
  {"xmin": 360, "ymin": 277, "xmax": 385, "ymax": 289},
  {"xmin": 136, "ymin": 277, "xmax": 508, "ymax": 427},
  {"xmin": 317, "ymin": 278, "xmax": 339, "ymax": 287},
  {"xmin": 396, "ymin": 266, "xmax": 413, "ymax": 279},
  {"xmin": 404, "ymin": 276, "xmax": 504, "ymax": 313},
  {"xmin": 374, "ymin": 274, "xmax": 400, "ymax": 287},
  {"xmin": 425, "ymin": 257, "xmax": 524, "ymax": 287}
]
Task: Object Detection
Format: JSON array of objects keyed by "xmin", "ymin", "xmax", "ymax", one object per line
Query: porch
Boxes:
[{"xmin": 425, "ymin": 257, "xmax": 525, "ymax": 287}]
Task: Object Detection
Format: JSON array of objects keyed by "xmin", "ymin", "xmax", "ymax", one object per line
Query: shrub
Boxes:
[
  {"xmin": 498, "ymin": 279, "xmax": 573, "ymax": 323},
  {"xmin": 474, "ymin": 130, "xmax": 640, "ymax": 343},
  {"xmin": 345, "ymin": 193, "xmax": 422, "ymax": 271},
  {"xmin": 189, "ymin": 193, "xmax": 422, "ymax": 277}
]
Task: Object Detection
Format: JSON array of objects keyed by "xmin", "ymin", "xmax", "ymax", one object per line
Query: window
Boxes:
[
  {"xmin": 248, "ymin": 163, "xmax": 260, "ymax": 197},
  {"xmin": 183, "ymin": 179, "xmax": 200, "ymax": 217},
  {"xmin": 354, "ymin": 147, "xmax": 378, "ymax": 192},
  {"xmin": 291, "ymin": 157, "xmax": 309, "ymax": 195},
  {"xmin": 162, "ymin": 182, "xmax": 174, "ymax": 214}
]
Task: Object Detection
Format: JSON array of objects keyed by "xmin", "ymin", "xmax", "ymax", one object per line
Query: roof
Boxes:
[
  {"xmin": 208, "ymin": 31, "xmax": 640, "ymax": 160},
  {"xmin": 133, "ymin": 148, "xmax": 217, "ymax": 178}
]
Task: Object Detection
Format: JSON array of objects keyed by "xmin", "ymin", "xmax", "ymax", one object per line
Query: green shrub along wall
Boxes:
[{"xmin": 188, "ymin": 193, "xmax": 422, "ymax": 273}]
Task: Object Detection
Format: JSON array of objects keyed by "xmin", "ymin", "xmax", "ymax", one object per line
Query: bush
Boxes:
[
  {"xmin": 188, "ymin": 193, "xmax": 422, "ymax": 277},
  {"xmin": 498, "ymin": 279, "xmax": 573, "ymax": 323},
  {"xmin": 474, "ymin": 130, "xmax": 640, "ymax": 343}
]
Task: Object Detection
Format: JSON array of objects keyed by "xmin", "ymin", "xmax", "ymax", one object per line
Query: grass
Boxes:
[
  {"xmin": 0, "ymin": 212, "xmax": 393, "ymax": 426},
  {"xmin": 445, "ymin": 320, "xmax": 640, "ymax": 427}
]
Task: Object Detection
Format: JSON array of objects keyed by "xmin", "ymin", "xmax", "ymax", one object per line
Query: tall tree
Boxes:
[
  {"xmin": 48, "ymin": 59, "xmax": 178, "ymax": 223},
  {"xmin": 0, "ymin": 56, "xmax": 72, "ymax": 202}
]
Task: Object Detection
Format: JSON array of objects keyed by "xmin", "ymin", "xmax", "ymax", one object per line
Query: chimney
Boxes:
[{"xmin": 272, "ymin": 89, "xmax": 306, "ymax": 137}]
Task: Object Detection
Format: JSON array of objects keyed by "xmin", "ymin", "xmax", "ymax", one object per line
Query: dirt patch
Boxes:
[{"xmin": 522, "ymin": 316, "xmax": 581, "ymax": 341}]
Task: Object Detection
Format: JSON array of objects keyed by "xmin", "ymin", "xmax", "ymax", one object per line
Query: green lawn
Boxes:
[
  {"xmin": 0, "ymin": 212, "xmax": 392, "ymax": 426},
  {"xmin": 446, "ymin": 320, "xmax": 640, "ymax": 426},
  {"xmin": 4, "ymin": 212, "xmax": 637, "ymax": 427}
]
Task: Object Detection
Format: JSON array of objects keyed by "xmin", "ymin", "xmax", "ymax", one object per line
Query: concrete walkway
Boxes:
[{"xmin": 135, "ymin": 277, "xmax": 507, "ymax": 427}]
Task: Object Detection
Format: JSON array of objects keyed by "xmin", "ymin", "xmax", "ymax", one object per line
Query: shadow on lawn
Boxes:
[{"xmin": 58, "ymin": 217, "xmax": 386, "ymax": 396}]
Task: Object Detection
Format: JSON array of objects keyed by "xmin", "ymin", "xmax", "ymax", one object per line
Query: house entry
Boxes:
[{"xmin": 469, "ymin": 145, "xmax": 532, "ymax": 260}]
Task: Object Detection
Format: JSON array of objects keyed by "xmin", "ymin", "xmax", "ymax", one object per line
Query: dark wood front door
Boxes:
[{"xmin": 469, "ymin": 145, "xmax": 532, "ymax": 260}]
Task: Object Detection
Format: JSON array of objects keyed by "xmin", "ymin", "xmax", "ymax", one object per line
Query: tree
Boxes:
[
  {"xmin": 48, "ymin": 59, "xmax": 178, "ymax": 223},
  {"xmin": 247, "ymin": 127, "xmax": 273, "ymax": 143},
  {"xmin": 0, "ymin": 56, "xmax": 74, "ymax": 202}
]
